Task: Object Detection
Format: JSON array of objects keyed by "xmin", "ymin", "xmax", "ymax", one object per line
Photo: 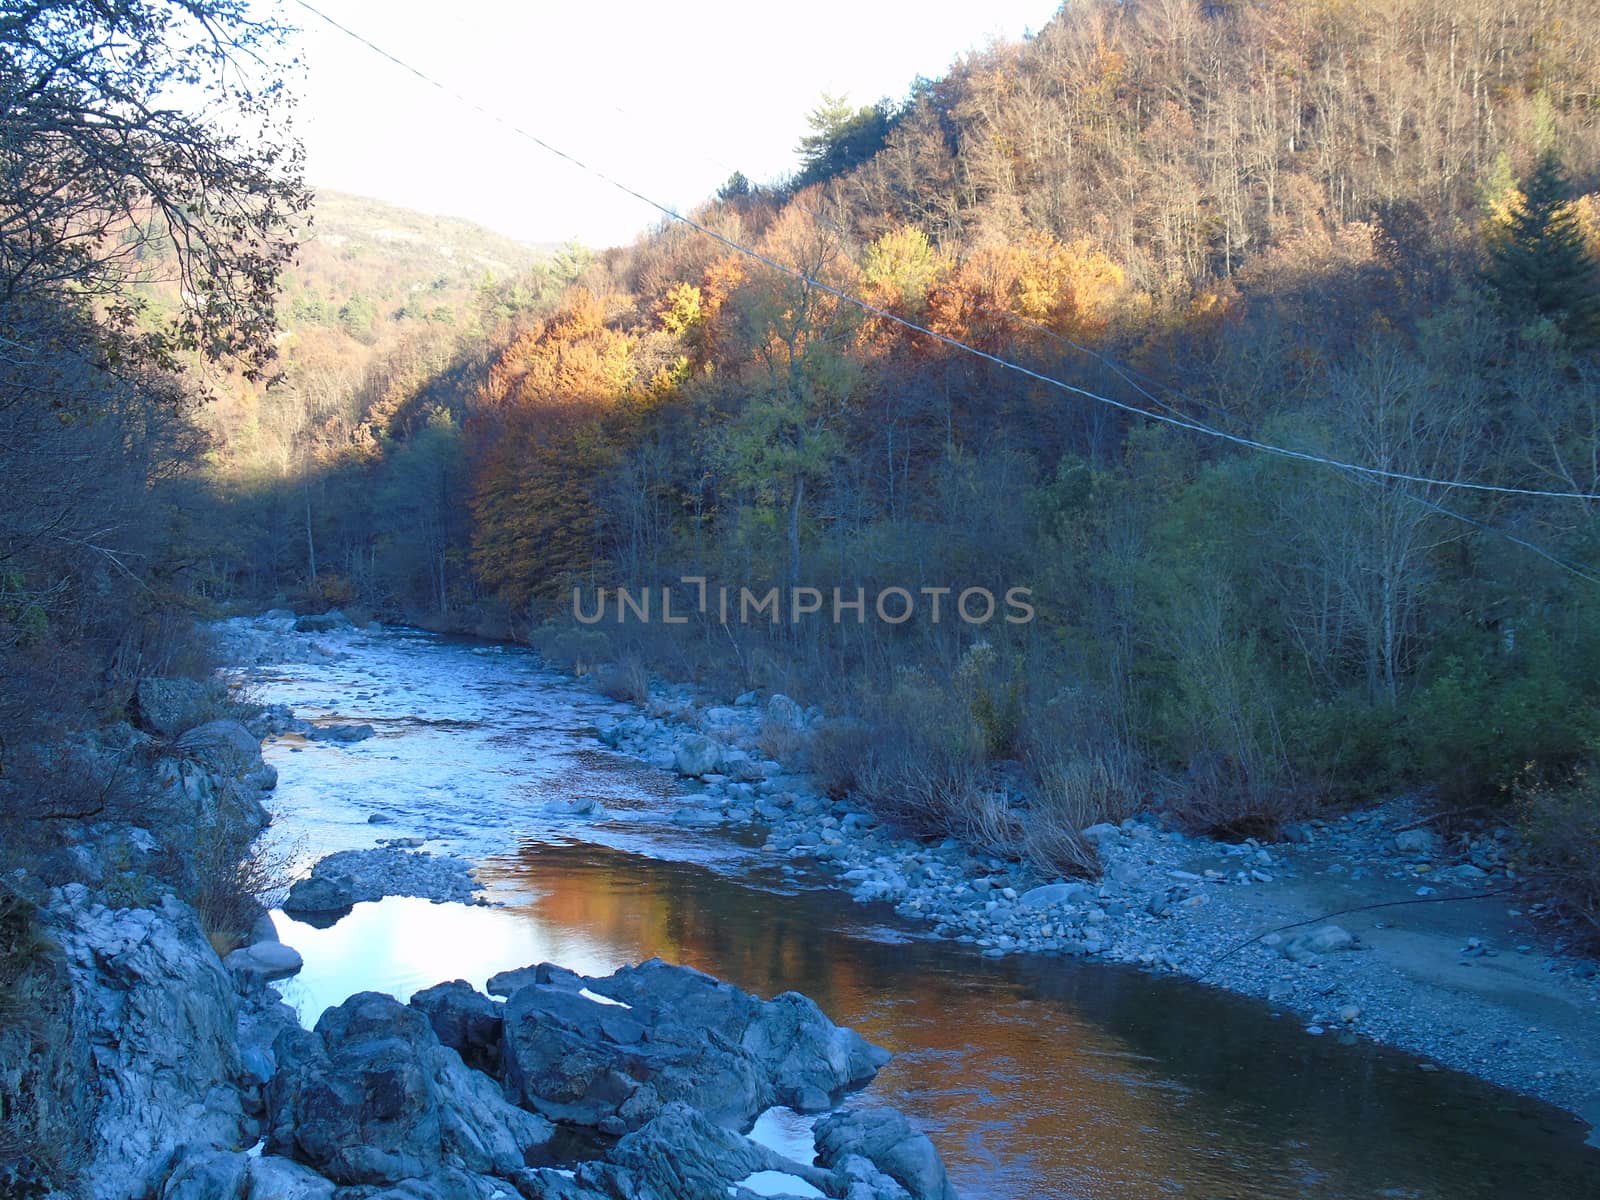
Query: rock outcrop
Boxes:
[
  {"xmin": 282, "ymin": 847, "xmax": 480, "ymax": 919},
  {"xmin": 497, "ymin": 959, "xmax": 889, "ymax": 1133},
  {"xmin": 48, "ymin": 887, "xmax": 249, "ymax": 1200},
  {"xmin": 265, "ymin": 991, "xmax": 554, "ymax": 1187}
]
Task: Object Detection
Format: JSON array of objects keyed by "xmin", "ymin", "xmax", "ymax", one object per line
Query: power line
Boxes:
[{"xmin": 291, "ymin": 0, "xmax": 1600, "ymax": 505}]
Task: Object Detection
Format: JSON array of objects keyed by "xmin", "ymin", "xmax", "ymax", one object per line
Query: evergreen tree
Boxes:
[{"xmin": 1487, "ymin": 150, "xmax": 1600, "ymax": 342}]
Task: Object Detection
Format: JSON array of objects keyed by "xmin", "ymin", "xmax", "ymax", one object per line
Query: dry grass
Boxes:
[
  {"xmin": 1022, "ymin": 747, "xmax": 1145, "ymax": 878},
  {"xmin": 808, "ymin": 718, "xmax": 875, "ymax": 800},
  {"xmin": 185, "ymin": 822, "xmax": 298, "ymax": 953},
  {"xmin": 596, "ymin": 657, "xmax": 650, "ymax": 705},
  {"xmin": 756, "ymin": 715, "xmax": 810, "ymax": 765},
  {"xmin": 1168, "ymin": 752, "xmax": 1309, "ymax": 841},
  {"xmin": 1519, "ymin": 777, "xmax": 1600, "ymax": 952}
]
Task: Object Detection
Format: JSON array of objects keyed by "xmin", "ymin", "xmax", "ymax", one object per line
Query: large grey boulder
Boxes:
[
  {"xmin": 135, "ymin": 677, "xmax": 222, "ymax": 738},
  {"xmin": 410, "ymin": 980, "xmax": 504, "ymax": 1076},
  {"xmin": 306, "ymin": 723, "xmax": 376, "ymax": 744},
  {"xmin": 1281, "ymin": 924, "xmax": 1355, "ymax": 962},
  {"xmin": 223, "ymin": 941, "xmax": 303, "ymax": 981},
  {"xmin": 159, "ymin": 1148, "xmax": 249, "ymax": 1200},
  {"xmin": 281, "ymin": 875, "xmax": 354, "ymax": 916},
  {"xmin": 154, "ymin": 719, "xmax": 274, "ymax": 846},
  {"xmin": 266, "ymin": 991, "xmax": 553, "ymax": 1187},
  {"xmin": 242, "ymin": 1155, "xmax": 338, "ymax": 1199},
  {"xmin": 1018, "ymin": 882, "xmax": 1088, "ymax": 910},
  {"xmin": 498, "ymin": 959, "xmax": 888, "ymax": 1133},
  {"xmin": 766, "ymin": 693, "xmax": 805, "ymax": 730},
  {"xmin": 578, "ymin": 1101, "xmax": 835, "ymax": 1198},
  {"xmin": 294, "ymin": 611, "xmax": 351, "ymax": 633},
  {"xmin": 49, "ymin": 889, "xmax": 248, "ymax": 1200},
  {"xmin": 815, "ymin": 1108, "xmax": 959, "ymax": 1200},
  {"xmin": 673, "ymin": 734, "xmax": 723, "ymax": 777}
]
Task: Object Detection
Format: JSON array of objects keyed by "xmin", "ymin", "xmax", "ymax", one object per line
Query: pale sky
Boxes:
[{"xmin": 276, "ymin": 0, "xmax": 1064, "ymax": 249}]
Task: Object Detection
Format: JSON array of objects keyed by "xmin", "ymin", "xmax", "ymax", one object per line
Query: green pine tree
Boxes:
[{"xmin": 1486, "ymin": 149, "xmax": 1600, "ymax": 342}]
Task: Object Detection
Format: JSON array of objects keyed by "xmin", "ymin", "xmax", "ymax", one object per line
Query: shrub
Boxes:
[
  {"xmin": 1518, "ymin": 773, "xmax": 1600, "ymax": 952},
  {"xmin": 184, "ymin": 822, "xmax": 297, "ymax": 954},
  {"xmin": 756, "ymin": 715, "xmax": 810, "ymax": 765},
  {"xmin": 596, "ymin": 657, "xmax": 650, "ymax": 705},
  {"xmin": 1167, "ymin": 750, "xmax": 1311, "ymax": 841},
  {"xmin": 1410, "ymin": 643, "xmax": 1600, "ymax": 807},
  {"xmin": 808, "ymin": 718, "xmax": 874, "ymax": 799},
  {"xmin": 1022, "ymin": 746, "xmax": 1145, "ymax": 877}
]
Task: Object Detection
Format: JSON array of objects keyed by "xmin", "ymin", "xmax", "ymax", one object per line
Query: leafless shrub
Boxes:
[
  {"xmin": 808, "ymin": 718, "xmax": 875, "ymax": 799},
  {"xmin": 1169, "ymin": 751, "xmax": 1310, "ymax": 841},
  {"xmin": 756, "ymin": 716, "xmax": 810, "ymax": 765},
  {"xmin": 1519, "ymin": 776, "xmax": 1600, "ymax": 953},
  {"xmin": 1022, "ymin": 747, "xmax": 1145, "ymax": 878},
  {"xmin": 184, "ymin": 823, "xmax": 299, "ymax": 955},
  {"xmin": 596, "ymin": 657, "xmax": 650, "ymax": 705}
]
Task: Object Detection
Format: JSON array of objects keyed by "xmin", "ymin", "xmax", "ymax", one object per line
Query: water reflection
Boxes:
[
  {"xmin": 251, "ymin": 629, "xmax": 1600, "ymax": 1198},
  {"xmin": 278, "ymin": 841, "xmax": 1600, "ymax": 1200}
]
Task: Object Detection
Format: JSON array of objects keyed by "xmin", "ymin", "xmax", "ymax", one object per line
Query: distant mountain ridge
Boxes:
[{"xmin": 279, "ymin": 190, "xmax": 553, "ymax": 329}]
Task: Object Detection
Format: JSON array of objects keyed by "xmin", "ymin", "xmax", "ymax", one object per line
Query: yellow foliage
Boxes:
[
  {"xmin": 863, "ymin": 224, "xmax": 946, "ymax": 315},
  {"xmin": 1574, "ymin": 194, "xmax": 1600, "ymax": 258},
  {"xmin": 656, "ymin": 283, "xmax": 703, "ymax": 337}
]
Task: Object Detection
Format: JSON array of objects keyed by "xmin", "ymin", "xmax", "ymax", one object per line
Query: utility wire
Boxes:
[
  {"xmin": 291, "ymin": 0, "xmax": 1600, "ymax": 504},
  {"xmin": 1195, "ymin": 886, "xmax": 1521, "ymax": 980}
]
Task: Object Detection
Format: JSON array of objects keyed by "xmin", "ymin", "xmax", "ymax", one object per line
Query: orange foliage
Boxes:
[
  {"xmin": 926, "ymin": 233, "xmax": 1125, "ymax": 352},
  {"xmin": 468, "ymin": 291, "xmax": 638, "ymax": 611}
]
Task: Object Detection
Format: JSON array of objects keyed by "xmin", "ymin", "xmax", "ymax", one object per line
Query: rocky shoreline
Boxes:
[
  {"xmin": 8, "ymin": 612, "xmax": 963, "ymax": 1199},
  {"xmin": 591, "ymin": 679, "xmax": 1600, "ymax": 1127}
]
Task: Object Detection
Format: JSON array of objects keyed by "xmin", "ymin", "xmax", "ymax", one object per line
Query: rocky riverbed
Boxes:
[{"xmin": 590, "ymin": 681, "xmax": 1600, "ymax": 1128}]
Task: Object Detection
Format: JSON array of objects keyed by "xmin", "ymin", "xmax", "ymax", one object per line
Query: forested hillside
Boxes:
[{"xmin": 208, "ymin": 0, "xmax": 1600, "ymax": 924}]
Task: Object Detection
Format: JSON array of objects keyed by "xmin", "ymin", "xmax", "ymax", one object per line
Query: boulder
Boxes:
[
  {"xmin": 673, "ymin": 735, "xmax": 722, "ymax": 777},
  {"xmin": 814, "ymin": 1108, "xmax": 958, "ymax": 1200},
  {"xmin": 498, "ymin": 960, "xmax": 887, "ymax": 1133},
  {"xmin": 223, "ymin": 941, "xmax": 303, "ymax": 981},
  {"xmin": 243, "ymin": 1155, "xmax": 337, "ymax": 1199},
  {"xmin": 307, "ymin": 723, "xmax": 377, "ymax": 744},
  {"xmin": 294, "ymin": 611, "xmax": 351, "ymax": 633},
  {"xmin": 1394, "ymin": 828, "xmax": 1441, "ymax": 857},
  {"xmin": 175, "ymin": 719, "xmax": 263, "ymax": 775},
  {"xmin": 266, "ymin": 992, "xmax": 552, "ymax": 1187},
  {"xmin": 135, "ymin": 677, "xmax": 221, "ymax": 738},
  {"xmin": 576, "ymin": 1102, "xmax": 835, "ymax": 1198},
  {"xmin": 1018, "ymin": 883, "xmax": 1088, "ymax": 910},
  {"xmin": 282, "ymin": 875, "xmax": 354, "ymax": 916},
  {"xmin": 1282, "ymin": 924, "xmax": 1355, "ymax": 962},
  {"xmin": 410, "ymin": 980, "xmax": 505, "ymax": 1076},
  {"xmin": 160, "ymin": 1148, "xmax": 249, "ymax": 1200},
  {"xmin": 766, "ymin": 693, "xmax": 805, "ymax": 730}
]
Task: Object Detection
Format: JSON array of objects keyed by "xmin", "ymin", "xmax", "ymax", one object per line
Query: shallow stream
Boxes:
[{"xmin": 254, "ymin": 627, "xmax": 1600, "ymax": 1198}]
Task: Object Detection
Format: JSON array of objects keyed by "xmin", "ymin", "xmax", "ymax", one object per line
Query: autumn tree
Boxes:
[{"xmin": 468, "ymin": 292, "xmax": 636, "ymax": 614}]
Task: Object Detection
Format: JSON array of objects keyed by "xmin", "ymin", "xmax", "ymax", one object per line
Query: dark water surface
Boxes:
[{"xmin": 255, "ymin": 626, "xmax": 1600, "ymax": 1199}]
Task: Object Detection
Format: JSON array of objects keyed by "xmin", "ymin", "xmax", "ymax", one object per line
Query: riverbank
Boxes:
[
  {"xmin": 3, "ymin": 612, "xmax": 962, "ymax": 1199},
  {"xmin": 583, "ymin": 667, "xmax": 1600, "ymax": 1130}
]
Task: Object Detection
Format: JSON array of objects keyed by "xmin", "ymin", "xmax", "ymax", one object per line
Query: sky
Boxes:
[{"xmin": 275, "ymin": 0, "xmax": 1064, "ymax": 249}]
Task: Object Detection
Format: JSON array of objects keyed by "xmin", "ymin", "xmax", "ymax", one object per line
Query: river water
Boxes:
[{"xmin": 250, "ymin": 626, "xmax": 1600, "ymax": 1199}]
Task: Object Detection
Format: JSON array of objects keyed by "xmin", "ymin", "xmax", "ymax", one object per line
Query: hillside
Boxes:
[
  {"xmin": 276, "ymin": 189, "xmax": 553, "ymax": 334},
  {"xmin": 189, "ymin": 0, "xmax": 1600, "ymax": 947}
]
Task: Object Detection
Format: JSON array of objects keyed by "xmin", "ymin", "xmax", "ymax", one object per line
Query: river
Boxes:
[{"xmin": 249, "ymin": 626, "xmax": 1600, "ymax": 1199}]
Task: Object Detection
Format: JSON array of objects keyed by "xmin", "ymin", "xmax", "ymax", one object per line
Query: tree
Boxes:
[
  {"xmin": 794, "ymin": 94, "xmax": 892, "ymax": 191},
  {"xmin": 0, "ymin": 0, "xmax": 308, "ymax": 377},
  {"xmin": 1486, "ymin": 150, "xmax": 1600, "ymax": 342}
]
